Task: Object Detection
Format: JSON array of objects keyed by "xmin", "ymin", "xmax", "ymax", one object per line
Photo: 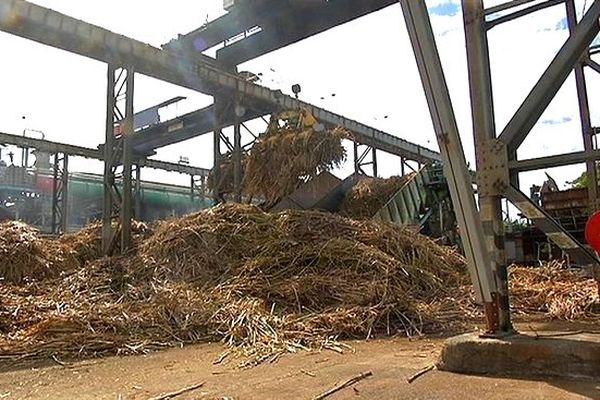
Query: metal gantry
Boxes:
[
  {"xmin": 465, "ymin": 0, "xmax": 600, "ymax": 331},
  {"xmin": 0, "ymin": 0, "xmax": 443, "ymax": 227},
  {"xmin": 400, "ymin": 0, "xmax": 500, "ymax": 332},
  {"xmin": 50, "ymin": 152, "xmax": 68, "ymax": 234},
  {"xmin": 353, "ymin": 142, "xmax": 378, "ymax": 177},
  {"xmin": 470, "ymin": 2, "xmax": 600, "ymax": 263},
  {"xmin": 401, "ymin": 0, "xmax": 600, "ymax": 333},
  {"xmin": 102, "ymin": 65, "xmax": 135, "ymax": 254}
]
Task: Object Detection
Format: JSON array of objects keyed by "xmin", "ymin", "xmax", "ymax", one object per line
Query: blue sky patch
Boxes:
[
  {"xmin": 542, "ymin": 116, "xmax": 572, "ymax": 125},
  {"xmin": 429, "ymin": 2, "xmax": 460, "ymax": 17},
  {"xmin": 554, "ymin": 17, "xmax": 568, "ymax": 31}
]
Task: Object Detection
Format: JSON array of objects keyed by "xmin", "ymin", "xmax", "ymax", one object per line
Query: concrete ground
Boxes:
[{"xmin": 0, "ymin": 322, "xmax": 598, "ymax": 399}]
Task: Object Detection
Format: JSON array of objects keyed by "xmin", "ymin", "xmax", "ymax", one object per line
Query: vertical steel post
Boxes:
[
  {"xmin": 233, "ymin": 95, "xmax": 242, "ymax": 203},
  {"xmin": 200, "ymin": 175, "xmax": 207, "ymax": 198},
  {"xmin": 213, "ymin": 96, "xmax": 223, "ymax": 202},
  {"xmin": 61, "ymin": 154, "xmax": 68, "ymax": 232},
  {"xmin": 102, "ymin": 65, "xmax": 117, "ymax": 254},
  {"xmin": 190, "ymin": 174, "xmax": 195, "ymax": 201},
  {"xmin": 51, "ymin": 152, "xmax": 68, "ymax": 234},
  {"xmin": 400, "ymin": 0, "xmax": 499, "ymax": 332},
  {"xmin": 566, "ymin": 0, "xmax": 598, "ymax": 208},
  {"xmin": 134, "ymin": 164, "xmax": 142, "ymax": 219},
  {"xmin": 372, "ymin": 148, "xmax": 378, "ymax": 177},
  {"xmin": 463, "ymin": 0, "xmax": 512, "ymax": 332},
  {"xmin": 121, "ymin": 69, "xmax": 134, "ymax": 251},
  {"xmin": 353, "ymin": 141, "xmax": 360, "ymax": 174},
  {"xmin": 51, "ymin": 152, "xmax": 59, "ymax": 234}
]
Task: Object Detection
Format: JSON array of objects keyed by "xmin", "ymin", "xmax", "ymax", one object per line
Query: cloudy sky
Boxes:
[{"xmin": 0, "ymin": 0, "xmax": 597, "ymax": 194}]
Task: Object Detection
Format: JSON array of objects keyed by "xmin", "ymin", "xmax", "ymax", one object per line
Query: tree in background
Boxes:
[{"xmin": 566, "ymin": 164, "xmax": 600, "ymax": 188}]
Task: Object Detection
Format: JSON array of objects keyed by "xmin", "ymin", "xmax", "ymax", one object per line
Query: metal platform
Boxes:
[{"xmin": 165, "ymin": 0, "xmax": 398, "ymax": 67}]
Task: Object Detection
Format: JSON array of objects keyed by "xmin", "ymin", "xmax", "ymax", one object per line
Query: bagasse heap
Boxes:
[
  {"xmin": 339, "ymin": 174, "xmax": 416, "ymax": 219},
  {"xmin": 510, "ymin": 264, "xmax": 600, "ymax": 320},
  {"xmin": 0, "ymin": 204, "xmax": 471, "ymax": 365},
  {"xmin": 210, "ymin": 123, "xmax": 348, "ymax": 206}
]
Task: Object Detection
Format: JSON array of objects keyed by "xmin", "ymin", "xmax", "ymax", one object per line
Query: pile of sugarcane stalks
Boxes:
[
  {"xmin": 59, "ymin": 220, "xmax": 152, "ymax": 265},
  {"xmin": 208, "ymin": 125, "xmax": 348, "ymax": 207},
  {"xmin": 0, "ymin": 205, "xmax": 475, "ymax": 366},
  {"xmin": 244, "ymin": 126, "xmax": 348, "ymax": 207},
  {"xmin": 0, "ymin": 221, "xmax": 74, "ymax": 284},
  {"xmin": 339, "ymin": 174, "xmax": 415, "ymax": 219},
  {"xmin": 510, "ymin": 263, "xmax": 600, "ymax": 320}
]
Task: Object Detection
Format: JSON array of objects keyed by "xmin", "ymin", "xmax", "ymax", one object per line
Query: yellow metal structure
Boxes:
[{"xmin": 270, "ymin": 110, "xmax": 320, "ymax": 132}]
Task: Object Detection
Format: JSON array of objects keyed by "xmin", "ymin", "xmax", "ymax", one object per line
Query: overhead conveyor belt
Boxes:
[
  {"xmin": 131, "ymin": 103, "xmax": 270, "ymax": 156},
  {"xmin": 0, "ymin": 132, "xmax": 210, "ymax": 177},
  {"xmin": 0, "ymin": 0, "xmax": 441, "ymax": 163},
  {"xmin": 165, "ymin": 0, "xmax": 399, "ymax": 67}
]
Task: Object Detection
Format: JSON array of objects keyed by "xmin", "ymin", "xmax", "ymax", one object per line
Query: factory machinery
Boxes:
[{"xmin": 505, "ymin": 177, "xmax": 595, "ymax": 266}]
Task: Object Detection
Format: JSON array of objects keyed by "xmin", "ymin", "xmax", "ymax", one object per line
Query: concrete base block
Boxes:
[{"xmin": 438, "ymin": 331, "xmax": 600, "ymax": 379}]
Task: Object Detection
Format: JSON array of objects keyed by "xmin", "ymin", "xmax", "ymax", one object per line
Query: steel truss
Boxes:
[
  {"xmin": 401, "ymin": 0, "xmax": 500, "ymax": 332},
  {"xmin": 190, "ymin": 174, "xmax": 208, "ymax": 202},
  {"xmin": 212, "ymin": 95, "xmax": 263, "ymax": 202},
  {"xmin": 9, "ymin": 0, "xmax": 597, "ymax": 332},
  {"xmin": 353, "ymin": 142, "xmax": 378, "ymax": 176},
  {"xmin": 51, "ymin": 153, "xmax": 68, "ymax": 234},
  {"xmin": 102, "ymin": 66, "xmax": 135, "ymax": 255},
  {"xmin": 467, "ymin": 1, "xmax": 600, "ymax": 274},
  {"xmin": 400, "ymin": 0, "xmax": 600, "ymax": 333}
]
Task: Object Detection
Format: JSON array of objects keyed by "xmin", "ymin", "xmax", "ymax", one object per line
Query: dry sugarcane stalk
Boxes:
[
  {"xmin": 312, "ymin": 371, "xmax": 373, "ymax": 400},
  {"xmin": 146, "ymin": 382, "xmax": 205, "ymax": 400},
  {"xmin": 407, "ymin": 364, "xmax": 435, "ymax": 383},
  {"xmin": 339, "ymin": 174, "xmax": 415, "ymax": 219}
]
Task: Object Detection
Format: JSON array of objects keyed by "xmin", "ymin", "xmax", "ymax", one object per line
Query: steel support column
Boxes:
[
  {"xmin": 463, "ymin": 0, "xmax": 512, "ymax": 332},
  {"xmin": 353, "ymin": 141, "xmax": 378, "ymax": 176},
  {"xmin": 498, "ymin": 0, "xmax": 600, "ymax": 152},
  {"xmin": 102, "ymin": 65, "xmax": 134, "ymax": 255},
  {"xmin": 133, "ymin": 164, "xmax": 142, "ymax": 219},
  {"xmin": 566, "ymin": 0, "xmax": 599, "ymax": 208},
  {"xmin": 400, "ymin": 0, "xmax": 499, "ymax": 332},
  {"xmin": 233, "ymin": 95, "xmax": 243, "ymax": 203},
  {"xmin": 51, "ymin": 152, "xmax": 68, "ymax": 234},
  {"xmin": 212, "ymin": 96, "xmax": 226, "ymax": 203},
  {"xmin": 212, "ymin": 94, "xmax": 252, "ymax": 202},
  {"xmin": 191, "ymin": 174, "xmax": 208, "ymax": 201},
  {"xmin": 121, "ymin": 70, "xmax": 135, "ymax": 251},
  {"xmin": 102, "ymin": 65, "xmax": 120, "ymax": 254}
]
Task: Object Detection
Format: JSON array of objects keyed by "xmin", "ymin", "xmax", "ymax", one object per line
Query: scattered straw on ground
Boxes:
[
  {"xmin": 339, "ymin": 174, "xmax": 415, "ymax": 219},
  {"xmin": 510, "ymin": 263, "xmax": 599, "ymax": 320}
]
